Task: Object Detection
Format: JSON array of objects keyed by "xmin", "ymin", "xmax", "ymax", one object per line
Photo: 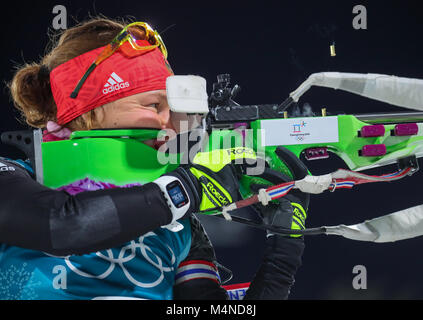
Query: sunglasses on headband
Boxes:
[{"xmin": 70, "ymin": 22, "xmax": 168, "ymax": 99}]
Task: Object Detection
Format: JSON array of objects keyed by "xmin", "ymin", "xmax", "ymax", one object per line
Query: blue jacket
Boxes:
[{"xmin": 0, "ymin": 158, "xmax": 192, "ymax": 300}]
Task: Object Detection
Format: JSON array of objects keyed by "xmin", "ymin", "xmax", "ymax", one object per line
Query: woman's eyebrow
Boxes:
[
  {"xmin": 141, "ymin": 91, "xmax": 167, "ymax": 103},
  {"xmin": 155, "ymin": 91, "xmax": 167, "ymax": 101}
]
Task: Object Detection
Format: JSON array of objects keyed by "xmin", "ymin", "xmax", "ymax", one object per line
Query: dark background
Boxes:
[{"xmin": 1, "ymin": 0, "xmax": 423, "ymax": 299}]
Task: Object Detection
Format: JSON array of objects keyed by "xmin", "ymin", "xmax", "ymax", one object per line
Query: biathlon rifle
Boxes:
[
  {"xmin": 166, "ymin": 72, "xmax": 423, "ymax": 242},
  {"xmin": 204, "ymin": 72, "xmax": 423, "ymax": 172}
]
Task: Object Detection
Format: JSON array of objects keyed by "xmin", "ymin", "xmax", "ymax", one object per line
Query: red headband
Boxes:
[{"xmin": 50, "ymin": 40, "xmax": 173, "ymax": 125}]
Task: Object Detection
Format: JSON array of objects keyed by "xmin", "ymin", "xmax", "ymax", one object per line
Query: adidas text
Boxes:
[
  {"xmin": 103, "ymin": 82, "xmax": 130, "ymax": 94},
  {"xmin": 103, "ymin": 72, "xmax": 130, "ymax": 95}
]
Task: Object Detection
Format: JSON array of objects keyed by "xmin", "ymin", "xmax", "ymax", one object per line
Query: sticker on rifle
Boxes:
[{"xmin": 260, "ymin": 117, "xmax": 339, "ymax": 146}]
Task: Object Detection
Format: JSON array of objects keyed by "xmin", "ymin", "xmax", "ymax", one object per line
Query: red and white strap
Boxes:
[
  {"xmin": 175, "ymin": 260, "xmax": 220, "ymax": 285},
  {"xmin": 221, "ymin": 167, "xmax": 414, "ymax": 219}
]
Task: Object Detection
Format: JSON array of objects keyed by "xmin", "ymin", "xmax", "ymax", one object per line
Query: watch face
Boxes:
[{"xmin": 166, "ymin": 181, "xmax": 189, "ymax": 208}]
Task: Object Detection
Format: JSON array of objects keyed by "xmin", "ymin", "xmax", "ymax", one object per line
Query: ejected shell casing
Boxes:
[{"xmin": 330, "ymin": 43, "xmax": 336, "ymax": 56}]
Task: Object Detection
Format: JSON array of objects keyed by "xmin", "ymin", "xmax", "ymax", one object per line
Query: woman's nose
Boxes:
[{"xmin": 158, "ymin": 104, "xmax": 175, "ymax": 131}]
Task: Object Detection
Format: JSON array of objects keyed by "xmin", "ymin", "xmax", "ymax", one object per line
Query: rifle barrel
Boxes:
[{"xmin": 354, "ymin": 112, "xmax": 423, "ymax": 124}]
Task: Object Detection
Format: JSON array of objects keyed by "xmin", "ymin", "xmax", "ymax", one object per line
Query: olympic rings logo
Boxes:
[{"xmin": 64, "ymin": 232, "xmax": 176, "ymax": 288}]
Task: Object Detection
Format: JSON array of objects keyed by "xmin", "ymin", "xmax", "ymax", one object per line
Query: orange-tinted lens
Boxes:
[
  {"xmin": 127, "ymin": 25, "xmax": 156, "ymax": 42},
  {"xmin": 119, "ymin": 41, "xmax": 157, "ymax": 58},
  {"xmin": 122, "ymin": 23, "xmax": 168, "ymax": 58},
  {"xmin": 94, "ymin": 44, "xmax": 117, "ymax": 65}
]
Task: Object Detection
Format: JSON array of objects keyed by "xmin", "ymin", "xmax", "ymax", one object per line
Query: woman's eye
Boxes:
[{"xmin": 149, "ymin": 103, "xmax": 159, "ymax": 109}]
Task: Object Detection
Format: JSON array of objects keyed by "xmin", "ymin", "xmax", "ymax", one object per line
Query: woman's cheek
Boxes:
[
  {"xmin": 100, "ymin": 106, "xmax": 167, "ymax": 129},
  {"xmin": 125, "ymin": 110, "xmax": 163, "ymax": 128}
]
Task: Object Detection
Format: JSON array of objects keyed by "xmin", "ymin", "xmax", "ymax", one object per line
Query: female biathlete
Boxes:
[{"xmin": 0, "ymin": 17, "xmax": 309, "ymax": 300}]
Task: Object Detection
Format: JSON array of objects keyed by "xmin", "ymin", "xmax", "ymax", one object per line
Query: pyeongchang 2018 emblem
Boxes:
[
  {"xmin": 260, "ymin": 118, "xmax": 339, "ymax": 147},
  {"xmin": 290, "ymin": 121, "xmax": 309, "ymax": 141}
]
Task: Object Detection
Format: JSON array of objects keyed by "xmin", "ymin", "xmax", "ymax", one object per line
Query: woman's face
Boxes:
[
  {"xmin": 98, "ymin": 89, "xmax": 173, "ymax": 130},
  {"xmin": 95, "ymin": 89, "xmax": 175, "ymax": 149}
]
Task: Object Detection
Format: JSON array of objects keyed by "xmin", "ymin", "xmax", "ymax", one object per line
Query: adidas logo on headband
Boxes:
[{"xmin": 103, "ymin": 72, "xmax": 130, "ymax": 95}]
